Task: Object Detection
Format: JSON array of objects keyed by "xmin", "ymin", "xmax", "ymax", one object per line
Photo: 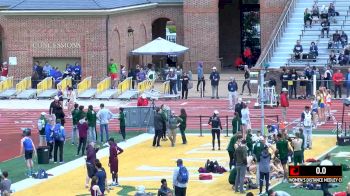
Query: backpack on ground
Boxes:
[
  {"xmin": 53, "ymin": 124, "xmax": 64, "ymax": 141},
  {"xmin": 33, "ymin": 168, "xmax": 48, "ymax": 179},
  {"xmin": 177, "ymin": 166, "xmax": 189, "ymax": 184}
]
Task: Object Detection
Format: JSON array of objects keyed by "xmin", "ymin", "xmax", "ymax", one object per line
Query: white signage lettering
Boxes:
[{"xmin": 32, "ymin": 42, "xmax": 81, "ymax": 49}]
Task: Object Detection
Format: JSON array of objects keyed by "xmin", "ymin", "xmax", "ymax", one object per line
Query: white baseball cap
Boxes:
[
  {"xmin": 54, "ymin": 96, "xmax": 59, "ymax": 100},
  {"xmin": 282, "ymin": 88, "xmax": 288, "ymax": 92},
  {"xmin": 212, "ymin": 66, "xmax": 217, "ymax": 70},
  {"xmin": 141, "ymin": 94, "xmax": 146, "ymax": 99},
  {"xmin": 214, "ymin": 110, "xmax": 219, "ymax": 114},
  {"xmin": 41, "ymin": 112, "xmax": 46, "ymax": 115}
]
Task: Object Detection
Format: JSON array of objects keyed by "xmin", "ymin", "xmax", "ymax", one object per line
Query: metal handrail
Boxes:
[{"xmin": 255, "ymin": 0, "xmax": 297, "ymax": 68}]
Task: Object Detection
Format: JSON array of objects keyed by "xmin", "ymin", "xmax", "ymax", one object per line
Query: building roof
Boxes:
[{"xmin": 0, "ymin": 0, "xmax": 154, "ymax": 10}]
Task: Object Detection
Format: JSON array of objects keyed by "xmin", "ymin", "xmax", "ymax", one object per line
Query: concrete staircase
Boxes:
[{"xmin": 268, "ymin": 0, "xmax": 350, "ymax": 68}]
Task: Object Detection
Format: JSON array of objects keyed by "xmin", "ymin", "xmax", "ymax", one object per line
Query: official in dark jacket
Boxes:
[
  {"xmin": 208, "ymin": 110, "xmax": 222, "ymax": 150},
  {"xmin": 153, "ymin": 108, "xmax": 165, "ymax": 147},
  {"xmin": 209, "ymin": 66, "xmax": 220, "ymax": 99}
]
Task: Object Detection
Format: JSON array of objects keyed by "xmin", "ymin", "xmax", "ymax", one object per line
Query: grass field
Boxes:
[{"xmin": 0, "ymin": 131, "xmax": 144, "ymax": 183}]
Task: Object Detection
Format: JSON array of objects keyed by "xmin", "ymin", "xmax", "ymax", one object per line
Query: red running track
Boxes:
[{"xmin": 0, "ymin": 99, "xmax": 347, "ymax": 162}]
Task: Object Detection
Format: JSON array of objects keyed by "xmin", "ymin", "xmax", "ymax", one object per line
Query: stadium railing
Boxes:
[
  {"xmin": 96, "ymin": 77, "xmax": 111, "ymax": 95},
  {"xmin": 37, "ymin": 77, "xmax": 53, "ymax": 95},
  {"xmin": 16, "ymin": 76, "xmax": 31, "ymax": 94},
  {"xmin": 77, "ymin": 76, "xmax": 92, "ymax": 95}
]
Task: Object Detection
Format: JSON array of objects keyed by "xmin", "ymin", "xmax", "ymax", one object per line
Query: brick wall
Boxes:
[
  {"xmin": 260, "ymin": 0, "xmax": 288, "ymax": 49},
  {"xmin": 0, "ymin": 6, "xmax": 184, "ymax": 81}
]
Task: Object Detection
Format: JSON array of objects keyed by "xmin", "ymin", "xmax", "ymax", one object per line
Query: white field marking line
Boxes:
[
  {"xmin": 268, "ymin": 145, "xmax": 338, "ymax": 191},
  {"xmin": 180, "ymin": 102, "xmax": 188, "ymax": 106},
  {"xmin": 11, "ymin": 133, "xmax": 154, "ymax": 192}
]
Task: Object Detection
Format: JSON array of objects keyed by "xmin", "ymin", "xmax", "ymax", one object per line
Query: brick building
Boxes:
[{"xmin": 0, "ymin": 0, "xmax": 288, "ymax": 80}]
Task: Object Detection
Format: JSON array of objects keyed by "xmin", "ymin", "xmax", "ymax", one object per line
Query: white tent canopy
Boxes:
[{"xmin": 131, "ymin": 37, "xmax": 189, "ymax": 56}]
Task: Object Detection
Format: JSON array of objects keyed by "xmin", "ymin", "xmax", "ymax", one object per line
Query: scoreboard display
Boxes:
[{"xmin": 288, "ymin": 166, "xmax": 342, "ymax": 183}]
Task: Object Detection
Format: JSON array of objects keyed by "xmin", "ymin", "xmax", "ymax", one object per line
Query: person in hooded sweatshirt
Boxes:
[
  {"xmin": 259, "ymin": 146, "xmax": 271, "ymax": 195},
  {"xmin": 77, "ymin": 118, "xmax": 88, "ymax": 156}
]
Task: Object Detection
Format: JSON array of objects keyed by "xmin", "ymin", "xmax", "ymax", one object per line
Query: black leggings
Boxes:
[
  {"xmin": 120, "ymin": 126, "xmax": 126, "ymax": 140},
  {"xmin": 211, "ymin": 129, "xmax": 220, "ymax": 149},
  {"xmin": 54, "ymin": 140, "xmax": 64, "ymax": 162},
  {"xmin": 77, "ymin": 137, "xmax": 87, "ymax": 155},
  {"xmin": 289, "ymin": 84, "xmax": 297, "ymax": 98},
  {"xmin": 228, "ymin": 151, "xmax": 234, "ymax": 169},
  {"xmin": 242, "ymin": 80, "xmax": 251, "ymax": 94},
  {"xmin": 197, "ymin": 78, "xmax": 205, "ymax": 91},
  {"xmin": 259, "ymin": 172, "xmax": 270, "ymax": 194}
]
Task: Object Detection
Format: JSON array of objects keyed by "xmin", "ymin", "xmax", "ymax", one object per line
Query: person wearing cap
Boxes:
[
  {"xmin": 280, "ymin": 88, "xmax": 289, "ymax": 123},
  {"xmin": 208, "ymin": 110, "xmax": 223, "ymax": 150},
  {"xmin": 166, "ymin": 68, "xmax": 178, "ymax": 95},
  {"xmin": 108, "ymin": 137, "xmax": 124, "ymax": 186},
  {"xmin": 301, "ymin": 105, "xmax": 313, "ymax": 149},
  {"xmin": 137, "ymin": 94, "xmax": 149, "ymax": 106},
  {"xmin": 228, "ymin": 77, "xmax": 238, "ymax": 110},
  {"xmin": 209, "ymin": 66, "xmax": 220, "ymax": 99},
  {"xmin": 20, "ymin": 129, "xmax": 37, "ymax": 177},
  {"xmin": 37, "ymin": 112, "xmax": 47, "ymax": 146},
  {"xmin": 49, "ymin": 96, "xmax": 62, "ymax": 117},
  {"xmin": 168, "ymin": 110, "xmax": 183, "ymax": 147},
  {"xmin": 173, "ymin": 159, "xmax": 188, "ymax": 196}
]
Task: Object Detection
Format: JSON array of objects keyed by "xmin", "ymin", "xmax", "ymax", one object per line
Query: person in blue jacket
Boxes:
[
  {"xmin": 20, "ymin": 128, "xmax": 37, "ymax": 177},
  {"xmin": 45, "ymin": 116, "xmax": 56, "ymax": 161},
  {"xmin": 53, "ymin": 119, "xmax": 65, "ymax": 163},
  {"xmin": 209, "ymin": 66, "xmax": 220, "ymax": 99},
  {"xmin": 73, "ymin": 62, "xmax": 82, "ymax": 81}
]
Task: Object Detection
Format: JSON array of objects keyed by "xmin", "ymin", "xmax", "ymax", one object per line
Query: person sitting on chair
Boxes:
[
  {"xmin": 293, "ymin": 40, "xmax": 303, "ymax": 60},
  {"xmin": 309, "ymin": 41, "xmax": 318, "ymax": 57},
  {"xmin": 321, "ymin": 18, "xmax": 330, "ymax": 38},
  {"xmin": 332, "ymin": 30, "xmax": 341, "ymax": 50},
  {"xmin": 341, "ymin": 30, "xmax": 348, "ymax": 49}
]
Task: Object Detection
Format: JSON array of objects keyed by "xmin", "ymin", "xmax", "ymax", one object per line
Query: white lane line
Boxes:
[{"xmin": 180, "ymin": 102, "xmax": 188, "ymax": 106}]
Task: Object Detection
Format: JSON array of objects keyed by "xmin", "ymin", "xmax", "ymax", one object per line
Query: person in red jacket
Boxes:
[
  {"xmin": 280, "ymin": 88, "xmax": 289, "ymax": 123},
  {"xmin": 234, "ymin": 56, "xmax": 244, "ymax": 70},
  {"xmin": 1, "ymin": 62, "xmax": 8, "ymax": 81},
  {"xmin": 332, "ymin": 69, "xmax": 344, "ymax": 98},
  {"xmin": 137, "ymin": 94, "xmax": 149, "ymax": 106},
  {"xmin": 243, "ymin": 47, "xmax": 252, "ymax": 68}
]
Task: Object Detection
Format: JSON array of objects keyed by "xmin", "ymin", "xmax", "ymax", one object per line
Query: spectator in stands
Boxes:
[
  {"xmin": 43, "ymin": 61, "xmax": 52, "ymax": 77},
  {"xmin": 329, "ymin": 50, "xmax": 337, "ymax": 65},
  {"xmin": 243, "ymin": 47, "xmax": 252, "ymax": 68},
  {"xmin": 333, "ymin": 69, "xmax": 344, "ymax": 98},
  {"xmin": 321, "ymin": 18, "xmax": 330, "ymax": 38},
  {"xmin": 304, "ymin": 8, "xmax": 312, "ymax": 28},
  {"xmin": 166, "ymin": 68, "xmax": 178, "ymax": 95},
  {"xmin": 0, "ymin": 62, "xmax": 8, "ymax": 81},
  {"xmin": 280, "ymin": 67, "xmax": 289, "ymax": 90},
  {"xmin": 196, "ymin": 61, "xmax": 205, "ymax": 92},
  {"xmin": 209, "ymin": 66, "xmax": 220, "ymax": 99},
  {"xmin": 53, "ymin": 67, "xmax": 63, "ymax": 87},
  {"xmin": 338, "ymin": 51, "xmax": 349, "ymax": 66},
  {"xmin": 293, "ymin": 40, "xmax": 303, "ymax": 60},
  {"xmin": 137, "ymin": 67, "xmax": 146, "ymax": 83},
  {"xmin": 234, "ymin": 55, "xmax": 244, "ymax": 70},
  {"xmin": 280, "ymin": 88, "xmax": 289, "ymax": 123},
  {"xmin": 311, "ymin": 3, "xmax": 319, "ymax": 20},
  {"xmin": 341, "ymin": 30, "xmax": 348, "ymax": 49},
  {"xmin": 328, "ymin": 3, "xmax": 336, "ymax": 17},
  {"xmin": 289, "ymin": 69, "xmax": 298, "ymax": 99},
  {"xmin": 320, "ymin": 5, "xmax": 328, "ymax": 21},
  {"xmin": 333, "ymin": 30, "xmax": 341, "ymax": 50},
  {"xmin": 309, "ymin": 41, "xmax": 318, "ymax": 57}
]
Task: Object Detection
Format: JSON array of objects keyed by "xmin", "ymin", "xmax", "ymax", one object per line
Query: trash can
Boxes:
[{"xmin": 37, "ymin": 146, "xmax": 50, "ymax": 164}]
